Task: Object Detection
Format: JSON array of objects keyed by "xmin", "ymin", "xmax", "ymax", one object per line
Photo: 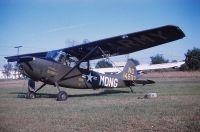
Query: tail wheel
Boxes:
[
  {"xmin": 57, "ymin": 91, "xmax": 68, "ymax": 101},
  {"xmin": 26, "ymin": 91, "xmax": 36, "ymax": 99}
]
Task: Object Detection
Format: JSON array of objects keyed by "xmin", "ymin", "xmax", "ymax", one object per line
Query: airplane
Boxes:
[
  {"xmin": 93, "ymin": 61, "xmax": 185, "ymax": 75},
  {"xmin": 5, "ymin": 25, "xmax": 185, "ymax": 101}
]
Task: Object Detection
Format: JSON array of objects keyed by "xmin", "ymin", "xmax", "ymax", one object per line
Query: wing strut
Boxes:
[
  {"xmin": 57, "ymin": 45, "xmax": 99, "ymax": 83},
  {"xmin": 98, "ymin": 47, "xmax": 110, "ymax": 58}
]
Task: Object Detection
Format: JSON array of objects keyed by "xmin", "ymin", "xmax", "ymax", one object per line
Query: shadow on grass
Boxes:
[{"xmin": 9, "ymin": 90, "xmax": 130, "ymax": 99}]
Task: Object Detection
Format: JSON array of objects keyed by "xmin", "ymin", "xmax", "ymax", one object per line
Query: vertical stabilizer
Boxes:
[{"xmin": 119, "ymin": 59, "xmax": 137, "ymax": 80}]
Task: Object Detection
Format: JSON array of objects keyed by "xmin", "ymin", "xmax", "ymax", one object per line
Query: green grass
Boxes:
[{"xmin": 0, "ymin": 78, "xmax": 200, "ymax": 132}]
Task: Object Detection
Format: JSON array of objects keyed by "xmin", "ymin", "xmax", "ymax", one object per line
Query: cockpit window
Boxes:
[
  {"xmin": 46, "ymin": 50, "xmax": 59, "ymax": 60},
  {"xmin": 79, "ymin": 62, "xmax": 88, "ymax": 69},
  {"xmin": 54, "ymin": 51, "xmax": 66, "ymax": 63},
  {"xmin": 46, "ymin": 50, "xmax": 67, "ymax": 64},
  {"xmin": 46, "ymin": 50, "xmax": 80, "ymax": 67}
]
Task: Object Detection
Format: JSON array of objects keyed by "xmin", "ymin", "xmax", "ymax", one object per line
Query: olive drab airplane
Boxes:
[{"xmin": 5, "ymin": 25, "xmax": 185, "ymax": 101}]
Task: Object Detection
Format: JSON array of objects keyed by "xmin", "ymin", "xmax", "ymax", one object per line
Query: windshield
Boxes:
[
  {"xmin": 46, "ymin": 50, "xmax": 67, "ymax": 64},
  {"xmin": 46, "ymin": 50, "xmax": 59, "ymax": 60},
  {"xmin": 45, "ymin": 50, "xmax": 81, "ymax": 67}
]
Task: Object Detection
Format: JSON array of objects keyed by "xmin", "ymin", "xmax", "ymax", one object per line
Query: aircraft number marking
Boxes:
[
  {"xmin": 99, "ymin": 76, "xmax": 118, "ymax": 88},
  {"xmin": 123, "ymin": 67, "xmax": 136, "ymax": 80},
  {"xmin": 82, "ymin": 73, "xmax": 118, "ymax": 88}
]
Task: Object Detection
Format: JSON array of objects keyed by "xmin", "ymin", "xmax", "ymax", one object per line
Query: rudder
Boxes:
[{"xmin": 119, "ymin": 59, "xmax": 137, "ymax": 80}]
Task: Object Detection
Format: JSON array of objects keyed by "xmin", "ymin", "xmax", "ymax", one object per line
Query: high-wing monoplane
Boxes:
[{"xmin": 5, "ymin": 25, "xmax": 185, "ymax": 101}]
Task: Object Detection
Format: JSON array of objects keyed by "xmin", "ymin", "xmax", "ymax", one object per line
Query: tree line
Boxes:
[{"xmin": 95, "ymin": 47, "xmax": 200, "ymax": 71}]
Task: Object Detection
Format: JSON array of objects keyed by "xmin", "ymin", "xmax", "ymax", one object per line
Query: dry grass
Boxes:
[
  {"xmin": 142, "ymin": 71, "xmax": 200, "ymax": 78},
  {"xmin": 0, "ymin": 72, "xmax": 200, "ymax": 132}
]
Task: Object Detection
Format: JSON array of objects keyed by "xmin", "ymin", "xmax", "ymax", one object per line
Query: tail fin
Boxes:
[{"xmin": 119, "ymin": 59, "xmax": 137, "ymax": 80}]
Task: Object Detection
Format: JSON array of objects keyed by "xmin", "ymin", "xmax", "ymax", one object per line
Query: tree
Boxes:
[
  {"xmin": 65, "ymin": 39, "xmax": 78, "ymax": 47},
  {"xmin": 95, "ymin": 59, "xmax": 113, "ymax": 68},
  {"xmin": 129, "ymin": 58, "xmax": 140, "ymax": 66},
  {"xmin": 82, "ymin": 39, "xmax": 90, "ymax": 44},
  {"xmin": 3, "ymin": 63, "xmax": 13, "ymax": 79},
  {"xmin": 185, "ymin": 47, "xmax": 200, "ymax": 70},
  {"xmin": 150, "ymin": 54, "xmax": 169, "ymax": 64},
  {"xmin": 179, "ymin": 63, "xmax": 189, "ymax": 71}
]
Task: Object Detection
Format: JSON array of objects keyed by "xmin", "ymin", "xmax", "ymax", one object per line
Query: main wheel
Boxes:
[
  {"xmin": 26, "ymin": 91, "xmax": 36, "ymax": 99},
  {"xmin": 28, "ymin": 79, "xmax": 35, "ymax": 92},
  {"xmin": 57, "ymin": 91, "xmax": 68, "ymax": 101}
]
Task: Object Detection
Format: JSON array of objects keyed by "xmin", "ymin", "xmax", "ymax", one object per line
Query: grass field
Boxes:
[{"xmin": 0, "ymin": 73, "xmax": 200, "ymax": 132}]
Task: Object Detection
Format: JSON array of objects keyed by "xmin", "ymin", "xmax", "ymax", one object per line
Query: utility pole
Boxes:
[
  {"xmin": 14, "ymin": 46, "xmax": 22, "ymax": 79},
  {"xmin": 14, "ymin": 46, "xmax": 22, "ymax": 55}
]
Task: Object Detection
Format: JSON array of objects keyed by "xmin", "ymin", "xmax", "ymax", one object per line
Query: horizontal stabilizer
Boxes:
[
  {"xmin": 124, "ymin": 79, "xmax": 155, "ymax": 87},
  {"xmin": 134, "ymin": 79, "xmax": 155, "ymax": 85}
]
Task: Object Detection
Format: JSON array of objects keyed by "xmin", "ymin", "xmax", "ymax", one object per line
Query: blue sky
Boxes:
[{"xmin": 0, "ymin": 0, "xmax": 200, "ymax": 68}]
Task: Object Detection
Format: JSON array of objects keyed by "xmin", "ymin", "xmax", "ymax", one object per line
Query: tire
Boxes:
[
  {"xmin": 57, "ymin": 91, "xmax": 68, "ymax": 101},
  {"xmin": 26, "ymin": 91, "xmax": 36, "ymax": 99},
  {"xmin": 28, "ymin": 79, "xmax": 35, "ymax": 92}
]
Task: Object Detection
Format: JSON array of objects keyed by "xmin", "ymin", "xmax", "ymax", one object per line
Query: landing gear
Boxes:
[
  {"xmin": 55, "ymin": 82, "xmax": 68, "ymax": 101},
  {"xmin": 26, "ymin": 79, "xmax": 46, "ymax": 100},
  {"xmin": 26, "ymin": 91, "xmax": 36, "ymax": 99},
  {"xmin": 26, "ymin": 79, "xmax": 36, "ymax": 99},
  {"xmin": 57, "ymin": 91, "xmax": 68, "ymax": 101},
  {"xmin": 129, "ymin": 81, "xmax": 136, "ymax": 93},
  {"xmin": 129, "ymin": 87, "xmax": 134, "ymax": 93},
  {"xmin": 28, "ymin": 79, "xmax": 35, "ymax": 92},
  {"xmin": 25, "ymin": 79, "xmax": 68, "ymax": 101}
]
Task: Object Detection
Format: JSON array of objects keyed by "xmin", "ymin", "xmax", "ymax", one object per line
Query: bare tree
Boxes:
[
  {"xmin": 3, "ymin": 63, "xmax": 13, "ymax": 79},
  {"xmin": 82, "ymin": 39, "xmax": 90, "ymax": 44}
]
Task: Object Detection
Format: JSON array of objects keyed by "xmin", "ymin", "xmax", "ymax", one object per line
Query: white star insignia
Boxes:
[
  {"xmin": 82, "ymin": 72, "xmax": 97, "ymax": 83},
  {"xmin": 86, "ymin": 72, "xmax": 94, "ymax": 83}
]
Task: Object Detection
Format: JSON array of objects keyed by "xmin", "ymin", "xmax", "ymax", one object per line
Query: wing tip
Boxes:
[
  {"xmin": 4, "ymin": 55, "xmax": 19, "ymax": 62},
  {"xmin": 165, "ymin": 25, "xmax": 186, "ymax": 38}
]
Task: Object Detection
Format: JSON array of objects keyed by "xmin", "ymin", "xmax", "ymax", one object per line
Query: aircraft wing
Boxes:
[
  {"xmin": 5, "ymin": 25, "xmax": 185, "ymax": 62},
  {"xmin": 136, "ymin": 61, "xmax": 185, "ymax": 71},
  {"xmin": 5, "ymin": 52, "xmax": 47, "ymax": 62},
  {"xmin": 61, "ymin": 25, "xmax": 185, "ymax": 60}
]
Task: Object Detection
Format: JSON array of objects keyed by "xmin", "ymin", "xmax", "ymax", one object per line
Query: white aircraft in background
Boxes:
[{"xmin": 93, "ymin": 61, "xmax": 185, "ymax": 75}]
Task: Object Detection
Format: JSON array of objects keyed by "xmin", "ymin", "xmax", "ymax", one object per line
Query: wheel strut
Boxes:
[
  {"xmin": 55, "ymin": 82, "xmax": 68, "ymax": 101},
  {"xmin": 129, "ymin": 87, "xmax": 134, "ymax": 93},
  {"xmin": 26, "ymin": 79, "xmax": 46, "ymax": 99}
]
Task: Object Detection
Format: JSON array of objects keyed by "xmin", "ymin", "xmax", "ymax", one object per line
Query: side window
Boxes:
[
  {"xmin": 57, "ymin": 52, "xmax": 67, "ymax": 65},
  {"xmin": 79, "ymin": 62, "xmax": 88, "ymax": 69},
  {"xmin": 48, "ymin": 51, "xmax": 66, "ymax": 65},
  {"xmin": 66, "ymin": 57, "xmax": 78, "ymax": 67}
]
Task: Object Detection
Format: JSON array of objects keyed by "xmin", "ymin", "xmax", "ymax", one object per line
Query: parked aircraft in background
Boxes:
[{"xmin": 93, "ymin": 61, "xmax": 185, "ymax": 75}]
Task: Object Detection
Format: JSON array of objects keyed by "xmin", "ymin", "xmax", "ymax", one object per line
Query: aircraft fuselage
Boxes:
[{"xmin": 20, "ymin": 58, "xmax": 133, "ymax": 89}]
